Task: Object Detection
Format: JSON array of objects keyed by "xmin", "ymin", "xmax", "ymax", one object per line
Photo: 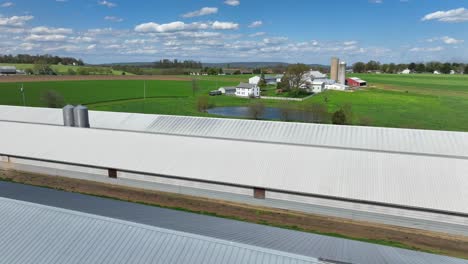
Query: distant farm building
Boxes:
[
  {"xmin": 311, "ymin": 81, "xmax": 326, "ymax": 93},
  {"xmin": 401, "ymin": 69, "xmax": 411, "ymax": 74},
  {"xmin": 218, "ymin": 86, "xmax": 236, "ymax": 95},
  {"xmin": 249, "ymin": 75, "xmax": 282, "ymax": 85},
  {"xmin": 346, "ymin": 77, "xmax": 367, "ymax": 87},
  {"xmin": 235, "ymin": 83, "xmax": 260, "ymax": 97},
  {"xmin": 434, "ymin": 71, "xmax": 441, "ymax": 75},
  {"xmin": 0, "ymin": 66, "xmax": 17, "ymax": 75}
]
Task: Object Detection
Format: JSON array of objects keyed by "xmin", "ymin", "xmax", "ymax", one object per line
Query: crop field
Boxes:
[
  {"xmin": 0, "ymin": 73, "xmax": 467, "ymax": 131},
  {"xmin": 0, "ymin": 63, "xmax": 128, "ymax": 75}
]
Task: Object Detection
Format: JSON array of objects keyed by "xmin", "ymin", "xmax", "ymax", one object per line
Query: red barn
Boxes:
[{"xmin": 346, "ymin": 77, "xmax": 367, "ymax": 87}]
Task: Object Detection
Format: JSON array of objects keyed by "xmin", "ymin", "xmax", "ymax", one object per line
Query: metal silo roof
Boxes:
[{"xmin": 0, "ymin": 197, "xmax": 320, "ymax": 264}]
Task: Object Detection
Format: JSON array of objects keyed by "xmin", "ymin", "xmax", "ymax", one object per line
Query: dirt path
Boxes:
[
  {"xmin": 0, "ymin": 75, "xmax": 191, "ymax": 83},
  {"xmin": 1, "ymin": 169, "xmax": 467, "ymax": 259}
]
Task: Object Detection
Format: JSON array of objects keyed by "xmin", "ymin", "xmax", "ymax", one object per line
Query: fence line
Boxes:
[{"xmin": 260, "ymin": 94, "xmax": 315, "ymax": 102}]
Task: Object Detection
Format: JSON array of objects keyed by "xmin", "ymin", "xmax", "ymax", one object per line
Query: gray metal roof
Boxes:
[
  {"xmin": 0, "ymin": 197, "xmax": 321, "ymax": 264},
  {"xmin": 0, "ymin": 105, "xmax": 467, "ymax": 159},
  {"xmin": 237, "ymin": 82, "xmax": 256, "ymax": 89},
  {"xmin": 1, "ymin": 182, "xmax": 467, "ymax": 264},
  {"xmin": 1, "ymin": 120, "xmax": 468, "ymax": 216}
]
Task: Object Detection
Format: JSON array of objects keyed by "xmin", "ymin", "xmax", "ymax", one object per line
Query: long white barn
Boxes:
[{"xmin": 0, "ymin": 105, "xmax": 467, "ymax": 236}]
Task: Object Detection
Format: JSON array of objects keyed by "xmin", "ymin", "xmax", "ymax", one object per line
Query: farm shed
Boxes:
[
  {"xmin": 1, "ymin": 105, "xmax": 468, "ymax": 237},
  {"xmin": 218, "ymin": 86, "xmax": 236, "ymax": 95},
  {"xmin": 346, "ymin": 77, "xmax": 367, "ymax": 87},
  {"xmin": 0, "ymin": 66, "xmax": 17, "ymax": 75}
]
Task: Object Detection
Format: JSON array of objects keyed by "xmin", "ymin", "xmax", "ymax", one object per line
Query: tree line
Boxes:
[
  {"xmin": 152, "ymin": 59, "xmax": 202, "ymax": 69},
  {"xmin": 0, "ymin": 54, "xmax": 84, "ymax": 66},
  {"xmin": 352, "ymin": 60, "xmax": 468, "ymax": 74}
]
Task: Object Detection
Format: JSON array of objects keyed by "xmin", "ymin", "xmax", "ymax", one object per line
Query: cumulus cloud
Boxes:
[
  {"xmin": 31, "ymin": 26, "xmax": 73, "ymax": 35},
  {"xmin": 1, "ymin": 2, "xmax": 14, "ymax": 8},
  {"xmin": 409, "ymin": 46, "xmax": 444, "ymax": 52},
  {"xmin": 224, "ymin": 0, "xmax": 240, "ymax": 6},
  {"xmin": 104, "ymin": 16, "xmax": 123, "ymax": 22},
  {"xmin": 182, "ymin": 7, "xmax": 218, "ymax": 18},
  {"xmin": 369, "ymin": 0, "xmax": 383, "ymax": 3},
  {"xmin": 427, "ymin": 36, "xmax": 464, "ymax": 45},
  {"xmin": 135, "ymin": 21, "xmax": 238, "ymax": 33},
  {"xmin": 0, "ymin": 15, "xmax": 33, "ymax": 27},
  {"xmin": 25, "ymin": 34, "xmax": 68, "ymax": 42},
  {"xmin": 422, "ymin": 8, "xmax": 468, "ymax": 23},
  {"xmin": 212, "ymin": 21, "xmax": 239, "ymax": 30},
  {"xmin": 98, "ymin": 0, "xmax": 116, "ymax": 8},
  {"xmin": 248, "ymin": 21, "xmax": 262, "ymax": 28}
]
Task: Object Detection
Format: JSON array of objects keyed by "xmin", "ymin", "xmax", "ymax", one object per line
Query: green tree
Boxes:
[
  {"xmin": 341, "ymin": 103, "xmax": 353, "ymax": 124},
  {"xmin": 286, "ymin": 63, "xmax": 310, "ymax": 89},
  {"xmin": 332, "ymin": 109, "xmax": 347, "ymax": 125},
  {"xmin": 440, "ymin": 63, "xmax": 452, "ymax": 74},
  {"xmin": 415, "ymin": 63, "xmax": 426, "ymax": 73},
  {"xmin": 277, "ymin": 75, "xmax": 291, "ymax": 91},
  {"xmin": 408, "ymin": 62, "xmax": 417, "ymax": 71},
  {"xmin": 67, "ymin": 68, "xmax": 76, "ymax": 75},
  {"xmin": 33, "ymin": 60, "xmax": 54, "ymax": 75},
  {"xmin": 248, "ymin": 101, "xmax": 265, "ymax": 120},
  {"xmin": 258, "ymin": 72, "xmax": 267, "ymax": 88},
  {"xmin": 197, "ymin": 95, "xmax": 209, "ymax": 112},
  {"xmin": 191, "ymin": 79, "xmax": 199, "ymax": 96},
  {"xmin": 353, "ymin": 62, "xmax": 366, "ymax": 73},
  {"xmin": 41, "ymin": 90, "xmax": 65, "ymax": 108},
  {"xmin": 464, "ymin": 65, "xmax": 468, "ymax": 74}
]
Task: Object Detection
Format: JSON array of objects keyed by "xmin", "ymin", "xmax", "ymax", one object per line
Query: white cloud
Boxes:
[
  {"xmin": 344, "ymin": 41, "xmax": 358, "ymax": 46},
  {"xmin": 104, "ymin": 16, "xmax": 123, "ymax": 22},
  {"xmin": 369, "ymin": 0, "xmax": 383, "ymax": 3},
  {"xmin": 426, "ymin": 36, "xmax": 464, "ymax": 45},
  {"xmin": 224, "ymin": 0, "xmax": 240, "ymax": 6},
  {"xmin": 1, "ymin": 2, "xmax": 14, "ymax": 8},
  {"xmin": 182, "ymin": 7, "xmax": 218, "ymax": 18},
  {"xmin": 87, "ymin": 44, "xmax": 96, "ymax": 50},
  {"xmin": 212, "ymin": 21, "xmax": 239, "ymax": 30},
  {"xmin": 248, "ymin": 21, "xmax": 262, "ymax": 28},
  {"xmin": 135, "ymin": 21, "xmax": 210, "ymax": 33},
  {"xmin": 98, "ymin": 0, "xmax": 116, "ymax": 8},
  {"xmin": 409, "ymin": 46, "xmax": 444, "ymax": 52},
  {"xmin": 25, "ymin": 34, "xmax": 68, "ymax": 42},
  {"xmin": 0, "ymin": 15, "xmax": 33, "ymax": 27},
  {"xmin": 31, "ymin": 26, "xmax": 73, "ymax": 35},
  {"xmin": 422, "ymin": 8, "xmax": 468, "ymax": 23},
  {"xmin": 249, "ymin": 32, "xmax": 266, "ymax": 37}
]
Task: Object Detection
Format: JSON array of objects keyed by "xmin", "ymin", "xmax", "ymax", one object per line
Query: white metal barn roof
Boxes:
[
  {"xmin": 0, "ymin": 197, "xmax": 319, "ymax": 264},
  {"xmin": 0, "ymin": 105, "xmax": 467, "ymax": 159},
  {"xmin": 1, "ymin": 120, "xmax": 468, "ymax": 216}
]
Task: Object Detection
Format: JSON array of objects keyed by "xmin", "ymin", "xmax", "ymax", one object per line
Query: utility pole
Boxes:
[{"xmin": 20, "ymin": 84, "xmax": 26, "ymax": 106}]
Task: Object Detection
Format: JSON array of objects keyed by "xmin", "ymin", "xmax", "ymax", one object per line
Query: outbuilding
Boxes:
[
  {"xmin": 346, "ymin": 77, "xmax": 367, "ymax": 87},
  {"xmin": 218, "ymin": 86, "xmax": 237, "ymax": 95},
  {"xmin": 0, "ymin": 66, "xmax": 17, "ymax": 75},
  {"xmin": 236, "ymin": 82, "xmax": 260, "ymax": 97}
]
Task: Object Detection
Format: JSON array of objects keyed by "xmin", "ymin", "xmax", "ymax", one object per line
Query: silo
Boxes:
[
  {"xmin": 330, "ymin": 57, "xmax": 339, "ymax": 82},
  {"xmin": 62, "ymin": 105, "xmax": 75, "ymax": 127},
  {"xmin": 73, "ymin": 105, "xmax": 90, "ymax": 128},
  {"xmin": 339, "ymin": 61, "xmax": 347, "ymax": 85}
]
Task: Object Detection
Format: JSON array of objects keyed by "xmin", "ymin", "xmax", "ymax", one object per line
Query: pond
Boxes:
[{"xmin": 207, "ymin": 106, "xmax": 314, "ymax": 122}]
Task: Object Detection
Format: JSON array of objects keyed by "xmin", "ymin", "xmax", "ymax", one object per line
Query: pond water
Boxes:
[{"xmin": 207, "ymin": 106, "xmax": 313, "ymax": 122}]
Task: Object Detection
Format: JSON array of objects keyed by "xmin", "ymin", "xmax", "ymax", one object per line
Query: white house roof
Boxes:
[
  {"xmin": 0, "ymin": 197, "xmax": 318, "ymax": 264},
  {"xmin": 349, "ymin": 77, "xmax": 366, "ymax": 83},
  {"xmin": 1, "ymin": 117, "xmax": 468, "ymax": 216}
]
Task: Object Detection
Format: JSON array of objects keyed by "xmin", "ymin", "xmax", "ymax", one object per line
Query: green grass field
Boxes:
[
  {"xmin": 0, "ymin": 63, "xmax": 128, "ymax": 75},
  {"xmin": 0, "ymin": 73, "xmax": 467, "ymax": 131}
]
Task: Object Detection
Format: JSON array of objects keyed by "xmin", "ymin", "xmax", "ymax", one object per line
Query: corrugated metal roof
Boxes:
[
  {"xmin": 2, "ymin": 183, "xmax": 467, "ymax": 264},
  {"xmin": 1, "ymin": 120, "xmax": 468, "ymax": 215},
  {"xmin": 0, "ymin": 197, "xmax": 320, "ymax": 264},
  {"xmin": 0, "ymin": 105, "xmax": 467, "ymax": 158}
]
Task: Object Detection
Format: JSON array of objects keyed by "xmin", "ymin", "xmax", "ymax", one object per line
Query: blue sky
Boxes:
[{"xmin": 0, "ymin": 0, "xmax": 467, "ymax": 64}]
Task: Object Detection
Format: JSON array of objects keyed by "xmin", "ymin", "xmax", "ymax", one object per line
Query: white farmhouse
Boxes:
[
  {"xmin": 401, "ymin": 69, "xmax": 411, "ymax": 74},
  {"xmin": 249, "ymin": 76, "xmax": 261, "ymax": 85},
  {"xmin": 236, "ymin": 83, "xmax": 260, "ymax": 97},
  {"xmin": 311, "ymin": 81, "xmax": 326, "ymax": 93},
  {"xmin": 434, "ymin": 71, "xmax": 441, "ymax": 75}
]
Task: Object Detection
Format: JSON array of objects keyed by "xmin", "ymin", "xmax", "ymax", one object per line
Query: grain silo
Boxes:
[
  {"xmin": 330, "ymin": 57, "xmax": 339, "ymax": 82},
  {"xmin": 339, "ymin": 61, "xmax": 347, "ymax": 85}
]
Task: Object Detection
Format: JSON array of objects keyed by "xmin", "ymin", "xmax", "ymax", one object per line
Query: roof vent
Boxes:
[
  {"xmin": 73, "ymin": 105, "xmax": 90, "ymax": 128},
  {"xmin": 62, "ymin": 105, "xmax": 75, "ymax": 127}
]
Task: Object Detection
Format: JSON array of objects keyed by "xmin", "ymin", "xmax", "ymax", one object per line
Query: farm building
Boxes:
[
  {"xmin": 249, "ymin": 75, "xmax": 261, "ymax": 85},
  {"xmin": 1, "ymin": 105, "xmax": 468, "ymax": 242},
  {"xmin": 0, "ymin": 66, "xmax": 17, "ymax": 75},
  {"xmin": 434, "ymin": 70, "xmax": 441, "ymax": 75},
  {"xmin": 218, "ymin": 86, "xmax": 236, "ymax": 95},
  {"xmin": 1, "ymin": 187, "xmax": 465, "ymax": 264},
  {"xmin": 325, "ymin": 83, "xmax": 348, "ymax": 91},
  {"xmin": 311, "ymin": 80, "xmax": 326, "ymax": 93},
  {"xmin": 346, "ymin": 77, "xmax": 367, "ymax": 87},
  {"xmin": 401, "ymin": 69, "xmax": 411, "ymax": 74},
  {"xmin": 235, "ymin": 82, "xmax": 260, "ymax": 97}
]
